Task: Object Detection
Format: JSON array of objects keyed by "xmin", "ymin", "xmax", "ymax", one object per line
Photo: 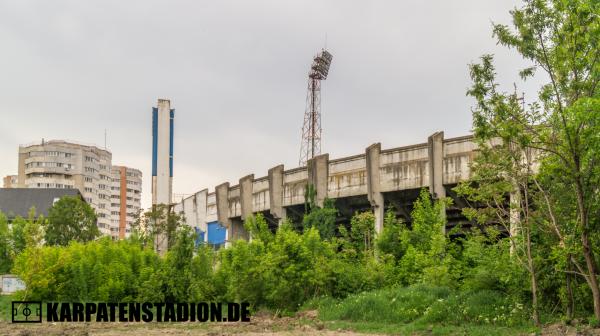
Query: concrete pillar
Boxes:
[
  {"xmin": 428, "ymin": 132, "xmax": 446, "ymax": 230},
  {"xmin": 195, "ymin": 189, "xmax": 208, "ymax": 239},
  {"xmin": 268, "ymin": 165, "xmax": 286, "ymax": 224},
  {"xmin": 216, "ymin": 182, "xmax": 232, "ymax": 244},
  {"xmin": 366, "ymin": 143, "xmax": 384, "ymax": 234},
  {"xmin": 509, "ymin": 182, "xmax": 521, "ymax": 255},
  {"xmin": 307, "ymin": 154, "xmax": 329, "ymax": 207},
  {"xmin": 239, "ymin": 174, "xmax": 254, "ymax": 221},
  {"xmin": 229, "ymin": 218, "xmax": 248, "ymax": 241}
]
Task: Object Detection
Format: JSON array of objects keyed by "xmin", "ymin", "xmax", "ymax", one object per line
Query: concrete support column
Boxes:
[
  {"xmin": 195, "ymin": 189, "xmax": 208, "ymax": 242},
  {"xmin": 509, "ymin": 181, "xmax": 521, "ymax": 255},
  {"xmin": 268, "ymin": 165, "xmax": 286, "ymax": 225},
  {"xmin": 239, "ymin": 174, "xmax": 254, "ymax": 221},
  {"xmin": 216, "ymin": 182, "xmax": 232, "ymax": 245},
  {"xmin": 307, "ymin": 154, "xmax": 329, "ymax": 207},
  {"xmin": 428, "ymin": 132, "xmax": 446, "ymax": 230},
  {"xmin": 366, "ymin": 143, "xmax": 384, "ymax": 234}
]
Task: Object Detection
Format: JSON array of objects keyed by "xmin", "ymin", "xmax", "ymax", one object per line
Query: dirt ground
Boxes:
[
  {"xmin": 2, "ymin": 312, "xmax": 600, "ymax": 336},
  {"xmin": 0, "ymin": 310, "xmax": 377, "ymax": 336}
]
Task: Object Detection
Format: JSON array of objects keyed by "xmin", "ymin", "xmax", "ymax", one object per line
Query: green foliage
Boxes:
[
  {"xmin": 10, "ymin": 216, "xmax": 27, "ymax": 255},
  {"xmin": 218, "ymin": 222, "xmax": 335, "ymax": 311},
  {"xmin": 459, "ymin": 229, "xmax": 526, "ymax": 295},
  {"xmin": 244, "ymin": 213, "xmax": 273, "ymax": 244},
  {"xmin": 0, "ymin": 212, "xmax": 10, "ymax": 273},
  {"xmin": 374, "ymin": 189, "xmax": 457, "ymax": 287},
  {"xmin": 314, "ymin": 285, "xmax": 530, "ymax": 327},
  {"xmin": 302, "ymin": 198, "xmax": 338, "ymax": 239},
  {"xmin": 376, "ymin": 209, "xmax": 406, "ymax": 260},
  {"xmin": 132, "ymin": 204, "xmax": 184, "ymax": 249},
  {"xmin": 45, "ymin": 196, "xmax": 99, "ymax": 246},
  {"xmin": 339, "ymin": 211, "xmax": 375, "ymax": 257},
  {"xmin": 462, "ymin": 0, "xmax": 600, "ymax": 321}
]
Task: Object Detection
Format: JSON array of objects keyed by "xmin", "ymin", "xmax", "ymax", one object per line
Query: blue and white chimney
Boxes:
[{"xmin": 152, "ymin": 99, "xmax": 174, "ymax": 206}]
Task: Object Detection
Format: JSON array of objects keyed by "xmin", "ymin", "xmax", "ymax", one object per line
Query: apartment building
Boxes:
[
  {"xmin": 17, "ymin": 140, "xmax": 141, "ymax": 238},
  {"xmin": 2, "ymin": 175, "xmax": 18, "ymax": 188},
  {"xmin": 110, "ymin": 166, "xmax": 142, "ymax": 239}
]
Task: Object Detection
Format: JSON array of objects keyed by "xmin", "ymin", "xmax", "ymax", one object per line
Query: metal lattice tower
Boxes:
[{"xmin": 299, "ymin": 49, "xmax": 333, "ymax": 166}]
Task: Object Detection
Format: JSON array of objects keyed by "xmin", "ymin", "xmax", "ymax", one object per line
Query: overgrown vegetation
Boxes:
[{"xmin": 1, "ymin": 1, "xmax": 598, "ymax": 333}]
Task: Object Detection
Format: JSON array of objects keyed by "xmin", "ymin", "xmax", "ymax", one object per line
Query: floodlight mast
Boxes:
[{"xmin": 299, "ymin": 49, "xmax": 333, "ymax": 166}]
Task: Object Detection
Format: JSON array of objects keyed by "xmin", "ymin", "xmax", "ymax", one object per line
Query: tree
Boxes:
[
  {"xmin": 0, "ymin": 211, "xmax": 11, "ymax": 273},
  {"xmin": 460, "ymin": 0, "xmax": 600, "ymax": 321},
  {"xmin": 302, "ymin": 198, "xmax": 338, "ymax": 239},
  {"xmin": 457, "ymin": 54, "xmax": 544, "ymax": 324},
  {"xmin": 45, "ymin": 196, "xmax": 99, "ymax": 246},
  {"xmin": 340, "ymin": 211, "xmax": 376, "ymax": 257},
  {"xmin": 132, "ymin": 204, "xmax": 184, "ymax": 251}
]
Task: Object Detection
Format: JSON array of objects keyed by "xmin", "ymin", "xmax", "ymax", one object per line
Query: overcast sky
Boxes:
[{"xmin": 0, "ymin": 1, "xmax": 544, "ymax": 209}]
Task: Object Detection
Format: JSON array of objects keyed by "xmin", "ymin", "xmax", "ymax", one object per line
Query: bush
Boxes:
[{"xmin": 13, "ymin": 237, "xmax": 160, "ymax": 301}]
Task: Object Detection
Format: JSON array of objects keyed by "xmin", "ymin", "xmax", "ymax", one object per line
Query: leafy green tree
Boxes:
[
  {"xmin": 244, "ymin": 213, "xmax": 274, "ymax": 244},
  {"xmin": 302, "ymin": 198, "xmax": 338, "ymax": 239},
  {"xmin": 459, "ymin": 0, "xmax": 599, "ymax": 321},
  {"xmin": 339, "ymin": 211, "xmax": 375, "ymax": 258},
  {"xmin": 399, "ymin": 189, "xmax": 455, "ymax": 287},
  {"xmin": 163, "ymin": 226, "xmax": 196, "ymax": 301},
  {"xmin": 459, "ymin": 53, "xmax": 544, "ymax": 324},
  {"xmin": 376, "ymin": 209, "xmax": 406, "ymax": 261},
  {"xmin": 45, "ymin": 196, "xmax": 99, "ymax": 246},
  {"xmin": 10, "ymin": 216, "xmax": 27, "ymax": 254},
  {"xmin": 0, "ymin": 211, "xmax": 11, "ymax": 273},
  {"xmin": 132, "ymin": 204, "xmax": 184, "ymax": 251}
]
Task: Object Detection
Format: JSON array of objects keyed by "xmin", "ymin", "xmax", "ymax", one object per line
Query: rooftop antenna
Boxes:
[
  {"xmin": 104, "ymin": 129, "xmax": 107, "ymax": 149},
  {"xmin": 299, "ymin": 48, "xmax": 333, "ymax": 166}
]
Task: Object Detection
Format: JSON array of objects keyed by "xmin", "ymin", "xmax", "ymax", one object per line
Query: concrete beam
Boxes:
[
  {"xmin": 366, "ymin": 143, "xmax": 384, "ymax": 234},
  {"xmin": 215, "ymin": 182, "xmax": 231, "ymax": 230},
  {"xmin": 239, "ymin": 174, "xmax": 254, "ymax": 221},
  {"xmin": 307, "ymin": 154, "xmax": 329, "ymax": 207},
  {"xmin": 268, "ymin": 165, "xmax": 286, "ymax": 222}
]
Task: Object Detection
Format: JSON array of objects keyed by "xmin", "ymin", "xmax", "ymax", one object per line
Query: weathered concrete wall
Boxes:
[
  {"xmin": 180, "ymin": 189, "xmax": 208, "ymax": 237},
  {"xmin": 176, "ymin": 132, "xmax": 481, "ymax": 244},
  {"xmin": 328, "ymin": 154, "xmax": 367, "ymax": 199},
  {"xmin": 206, "ymin": 192, "xmax": 217, "ymax": 223},
  {"xmin": 252, "ymin": 176, "xmax": 270, "ymax": 213},
  {"xmin": 380, "ymin": 143, "xmax": 429, "ymax": 192},
  {"xmin": 283, "ymin": 168, "xmax": 307, "ymax": 206}
]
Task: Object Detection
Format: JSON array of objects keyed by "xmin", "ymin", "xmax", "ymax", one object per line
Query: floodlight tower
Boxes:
[{"xmin": 299, "ymin": 49, "xmax": 333, "ymax": 166}]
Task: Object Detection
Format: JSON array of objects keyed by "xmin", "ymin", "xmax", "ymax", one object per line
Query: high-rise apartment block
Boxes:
[
  {"xmin": 2, "ymin": 175, "xmax": 18, "ymax": 188},
  {"xmin": 110, "ymin": 166, "xmax": 142, "ymax": 239},
  {"xmin": 17, "ymin": 140, "xmax": 141, "ymax": 238}
]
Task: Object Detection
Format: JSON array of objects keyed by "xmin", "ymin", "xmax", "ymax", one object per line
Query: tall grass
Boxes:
[{"xmin": 307, "ymin": 285, "xmax": 531, "ymax": 327}]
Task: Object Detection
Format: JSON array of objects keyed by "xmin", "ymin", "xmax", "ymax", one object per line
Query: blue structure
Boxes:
[
  {"xmin": 207, "ymin": 221, "xmax": 227, "ymax": 247},
  {"xmin": 194, "ymin": 227, "xmax": 205, "ymax": 247}
]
